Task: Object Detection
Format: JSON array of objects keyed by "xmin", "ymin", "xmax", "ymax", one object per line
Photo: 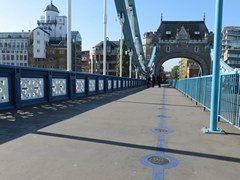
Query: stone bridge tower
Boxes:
[{"xmin": 144, "ymin": 20, "xmax": 213, "ymax": 75}]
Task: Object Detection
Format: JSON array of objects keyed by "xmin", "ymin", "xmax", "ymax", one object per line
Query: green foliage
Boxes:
[
  {"xmin": 170, "ymin": 65, "xmax": 179, "ymax": 79},
  {"xmin": 116, "ymin": 41, "xmax": 129, "ymax": 77}
]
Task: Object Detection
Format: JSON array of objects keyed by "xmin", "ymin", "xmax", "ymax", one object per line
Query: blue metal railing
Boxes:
[
  {"xmin": 169, "ymin": 73, "xmax": 240, "ymax": 130},
  {"xmin": 0, "ymin": 65, "xmax": 146, "ymax": 111}
]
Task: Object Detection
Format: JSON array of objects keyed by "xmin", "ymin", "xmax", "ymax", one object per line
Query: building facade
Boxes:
[
  {"xmin": 0, "ymin": 32, "xmax": 29, "ymax": 66},
  {"xmin": 90, "ymin": 41, "xmax": 119, "ymax": 76},
  {"xmin": 143, "ymin": 32, "xmax": 154, "ymax": 62},
  {"xmin": 178, "ymin": 58, "xmax": 200, "ymax": 78},
  {"xmin": 222, "ymin": 26, "xmax": 240, "ymax": 68},
  {"xmin": 29, "ymin": 2, "xmax": 82, "ymax": 71},
  {"xmin": 81, "ymin": 51, "xmax": 91, "ymax": 73}
]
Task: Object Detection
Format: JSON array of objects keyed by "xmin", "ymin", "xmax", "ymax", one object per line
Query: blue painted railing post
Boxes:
[
  {"xmin": 202, "ymin": 0, "xmax": 224, "ymax": 133},
  {"xmin": 202, "ymin": 78, "xmax": 207, "ymax": 111},
  {"xmin": 14, "ymin": 68, "xmax": 21, "ymax": 109},
  {"xmin": 47, "ymin": 71, "xmax": 53, "ymax": 103},
  {"xmin": 233, "ymin": 73, "xmax": 239, "ymax": 125},
  {"xmin": 236, "ymin": 74, "xmax": 240, "ymax": 127},
  {"xmin": 69, "ymin": 73, "xmax": 76, "ymax": 100},
  {"xmin": 217, "ymin": 75, "xmax": 222, "ymax": 121}
]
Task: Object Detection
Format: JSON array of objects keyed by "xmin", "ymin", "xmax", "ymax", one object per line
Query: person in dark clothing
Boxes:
[
  {"xmin": 152, "ymin": 74, "xmax": 155, "ymax": 87},
  {"xmin": 147, "ymin": 75, "xmax": 151, "ymax": 88},
  {"xmin": 157, "ymin": 75, "xmax": 162, "ymax": 88}
]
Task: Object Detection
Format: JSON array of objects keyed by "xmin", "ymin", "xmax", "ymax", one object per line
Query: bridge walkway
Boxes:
[{"xmin": 0, "ymin": 86, "xmax": 239, "ymax": 180}]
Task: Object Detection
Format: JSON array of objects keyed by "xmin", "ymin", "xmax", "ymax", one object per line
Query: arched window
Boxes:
[
  {"xmin": 166, "ymin": 46, "xmax": 170, "ymax": 52},
  {"xmin": 195, "ymin": 46, "xmax": 199, "ymax": 53}
]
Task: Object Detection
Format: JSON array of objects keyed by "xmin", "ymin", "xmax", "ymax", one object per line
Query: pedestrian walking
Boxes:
[
  {"xmin": 157, "ymin": 75, "xmax": 162, "ymax": 88},
  {"xmin": 152, "ymin": 74, "xmax": 155, "ymax": 87}
]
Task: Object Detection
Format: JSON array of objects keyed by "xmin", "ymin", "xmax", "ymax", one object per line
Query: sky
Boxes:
[{"xmin": 0, "ymin": 0, "xmax": 239, "ymax": 71}]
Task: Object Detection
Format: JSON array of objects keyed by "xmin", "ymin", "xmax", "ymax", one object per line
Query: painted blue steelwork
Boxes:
[
  {"xmin": 147, "ymin": 45, "xmax": 157, "ymax": 70},
  {"xmin": 114, "ymin": 0, "xmax": 147, "ymax": 75},
  {"xmin": 206, "ymin": 0, "xmax": 224, "ymax": 133},
  {"xmin": 210, "ymin": 48, "xmax": 235, "ymax": 73},
  {"xmin": 169, "ymin": 72, "xmax": 240, "ymax": 130},
  {"xmin": 0, "ymin": 65, "xmax": 146, "ymax": 111}
]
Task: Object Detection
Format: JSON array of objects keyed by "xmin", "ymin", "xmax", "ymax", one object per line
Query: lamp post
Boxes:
[
  {"xmin": 67, "ymin": 0, "xmax": 72, "ymax": 71},
  {"xmin": 119, "ymin": 13, "xmax": 124, "ymax": 77},
  {"xmin": 202, "ymin": 0, "xmax": 224, "ymax": 133},
  {"xmin": 103, "ymin": 0, "xmax": 107, "ymax": 75},
  {"xmin": 129, "ymin": 49, "xmax": 133, "ymax": 78},
  {"xmin": 135, "ymin": 67, "xmax": 138, "ymax": 79}
]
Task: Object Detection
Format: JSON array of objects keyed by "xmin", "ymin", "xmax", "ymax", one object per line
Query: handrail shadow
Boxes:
[
  {"xmin": 0, "ymin": 87, "xmax": 145, "ymax": 145},
  {"xmin": 35, "ymin": 131, "xmax": 240, "ymax": 164}
]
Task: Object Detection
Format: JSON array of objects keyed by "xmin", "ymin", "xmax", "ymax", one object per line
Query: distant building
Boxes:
[
  {"xmin": 90, "ymin": 40, "xmax": 119, "ymax": 76},
  {"xmin": 222, "ymin": 26, "xmax": 240, "ymax": 68},
  {"xmin": 0, "ymin": 32, "xmax": 29, "ymax": 66},
  {"xmin": 29, "ymin": 2, "xmax": 82, "ymax": 71},
  {"xmin": 143, "ymin": 32, "xmax": 154, "ymax": 62},
  {"xmin": 81, "ymin": 50, "xmax": 91, "ymax": 73},
  {"xmin": 178, "ymin": 58, "xmax": 200, "ymax": 78}
]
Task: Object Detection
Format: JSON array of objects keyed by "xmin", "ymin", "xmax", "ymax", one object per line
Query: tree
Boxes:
[
  {"xmin": 116, "ymin": 41, "xmax": 129, "ymax": 77},
  {"xmin": 170, "ymin": 65, "xmax": 179, "ymax": 79}
]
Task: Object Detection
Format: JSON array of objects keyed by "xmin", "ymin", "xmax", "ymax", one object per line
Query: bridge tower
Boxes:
[{"xmin": 144, "ymin": 20, "xmax": 213, "ymax": 75}]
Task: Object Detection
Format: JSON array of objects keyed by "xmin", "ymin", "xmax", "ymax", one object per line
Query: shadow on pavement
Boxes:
[
  {"xmin": 0, "ymin": 88, "xmax": 145, "ymax": 145},
  {"xmin": 35, "ymin": 131, "xmax": 240, "ymax": 164}
]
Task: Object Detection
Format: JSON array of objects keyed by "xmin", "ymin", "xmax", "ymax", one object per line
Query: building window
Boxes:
[
  {"xmin": 194, "ymin": 31, "xmax": 200, "ymax": 35},
  {"xmin": 195, "ymin": 46, "xmax": 199, "ymax": 53},
  {"xmin": 37, "ymin": 49, "xmax": 40, "ymax": 53},
  {"xmin": 59, "ymin": 57, "xmax": 65, "ymax": 62},
  {"xmin": 59, "ymin": 50, "xmax": 65, "ymax": 54},
  {"xmin": 166, "ymin": 46, "xmax": 170, "ymax": 52},
  {"xmin": 166, "ymin": 31, "xmax": 171, "ymax": 35},
  {"xmin": 59, "ymin": 26, "xmax": 62, "ymax": 30},
  {"xmin": 49, "ymin": 57, "xmax": 55, "ymax": 61},
  {"xmin": 107, "ymin": 46, "xmax": 111, "ymax": 53},
  {"xmin": 49, "ymin": 50, "xmax": 55, "ymax": 54},
  {"xmin": 37, "ymin": 32, "xmax": 40, "ymax": 35},
  {"xmin": 37, "ymin": 40, "xmax": 40, "ymax": 44}
]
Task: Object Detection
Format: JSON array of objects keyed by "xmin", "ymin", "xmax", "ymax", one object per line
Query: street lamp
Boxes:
[
  {"xmin": 103, "ymin": 0, "xmax": 107, "ymax": 75},
  {"xmin": 119, "ymin": 13, "xmax": 124, "ymax": 77},
  {"xmin": 128, "ymin": 49, "xmax": 133, "ymax": 78},
  {"xmin": 67, "ymin": 0, "xmax": 72, "ymax": 71}
]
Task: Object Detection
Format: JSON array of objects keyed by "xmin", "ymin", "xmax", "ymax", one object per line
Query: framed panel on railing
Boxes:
[
  {"xmin": 113, "ymin": 78, "xmax": 117, "ymax": 91},
  {"xmin": 88, "ymin": 76, "xmax": 97, "ymax": 96},
  {"xmin": 19, "ymin": 68, "xmax": 48, "ymax": 107},
  {"xmin": 76, "ymin": 74, "xmax": 87, "ymax": 97},
  {"xmin": 106, "ymin": 77, "xmax": 113, "ymax": 92},
  {"xmin": 123, "ymin": 79, "xmax": 126, "ymax": 89},
  {"xmin": 118, "ymin": 78, "xmax": 122, "ymax": 90},
  {"xmin": 0, "ymin": 74, "xmax": 12, "ymax": 110},
  {"xmin": 98, "ymin": 77, "xmax": 105, "ymax": 94},
  {"xmin": 51, "ymin": 71, "xmax": 69, "ymax": 102}
]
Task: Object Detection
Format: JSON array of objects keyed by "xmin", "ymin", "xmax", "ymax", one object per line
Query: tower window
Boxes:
[
  {"xmin": 195, "ymin": 46, "xmax": 199, "ymax": 53},
  {"xmin": 166, "ymin": 46, "xmax": 171, "ymax": 52}
]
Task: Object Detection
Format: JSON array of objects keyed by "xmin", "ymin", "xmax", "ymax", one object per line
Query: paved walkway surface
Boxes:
[{"xmin": 0, "ymin": 86, "xmax": 239, "ymax": 180}]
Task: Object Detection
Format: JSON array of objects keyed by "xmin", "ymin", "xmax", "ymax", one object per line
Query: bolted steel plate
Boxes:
[
  {"xmin": 154, "ymin": 128, "xmax": 168, "ymax": 133},
  {"xmin": 147, "ymin": 156, "xmax": 170, "ymax": 166}
]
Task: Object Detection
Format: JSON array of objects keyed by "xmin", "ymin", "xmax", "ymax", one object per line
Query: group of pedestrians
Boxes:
[{"xmin": 147, "ymin": 74, "xmax": 162, "ymax": 88}]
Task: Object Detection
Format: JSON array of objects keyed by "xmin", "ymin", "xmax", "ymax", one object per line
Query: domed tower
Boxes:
[
  {"xmin": 37, "ymin": 1, "xmax": 67, "ymax": 39},
  {"xmin": 44, "ymin": 1, "xmax": 59, "ymax": 22}
]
